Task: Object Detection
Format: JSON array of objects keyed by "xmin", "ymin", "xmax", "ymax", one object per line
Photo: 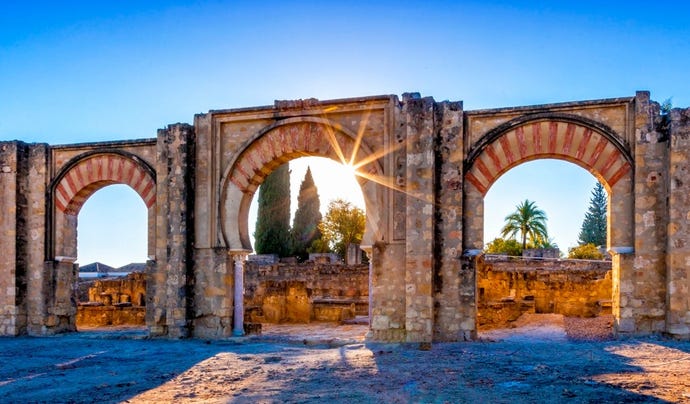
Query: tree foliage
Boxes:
[
  {"xmin": 318, "ymin": 198, "xmax": 365, "ymax": 258},
  {"xmin": 500, "ymin": 200, "xmax": 549, "ymax": 250},
  {"xmin": 485, "ymin": 238, "xmax": 522, "ymax": 256},
  {"xmin": 568, "ymin": 243, "xmax": 604, "ymax": 260},
  {"xmin": 254, "ymin": 164, "xmax": 291, "ymax": 257},
  {"xmin": 577, "ymin": 182, "xmax": 608, "ymax": 247},
  {"xmin": 291, "ymin": 167, "xmax": 322, "ymax": 261}
]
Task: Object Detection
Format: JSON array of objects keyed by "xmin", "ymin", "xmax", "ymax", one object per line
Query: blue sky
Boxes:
[{"xmin": 2, "ymin": 1, "xmax": 689, "ymax": 266}]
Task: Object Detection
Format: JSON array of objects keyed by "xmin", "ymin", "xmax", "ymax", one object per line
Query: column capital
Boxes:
[
  {"xmin": 360, "ymin": 245, "xmax": 373, "ymax": 259},
  {"xmin": 228, "ymin": 249, "xmax": 252, "ymax": 261}
]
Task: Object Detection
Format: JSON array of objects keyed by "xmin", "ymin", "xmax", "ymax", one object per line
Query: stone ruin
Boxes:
[
  {"xmin": 76, "ymin": 272, "xmax": 146, "ymax": 327},
  {"xmin": 1, "ymin": 91, "xmax": 689, "ymax": 342}
]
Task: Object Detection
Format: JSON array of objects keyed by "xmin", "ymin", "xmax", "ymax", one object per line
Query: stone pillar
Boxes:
[
  {"xmin": 192, "ymin": 248, "xmax": 234, "ymax": 338},
  {"xmin": 463, "ymin": 183, "xmax": 484, "ymax": 251},
  {"xmin": 402, "ymin": 94, "xmax": 435, "ymax": 343},
  {"xmin": 0, "ymin": 142, "xmax": 26, "ymax": 335},
  {"xmin": 666, "ymin": 106, "xmax": 690, "ymax": 339},
  {"xmin": 433, "ymin": 100, "xmax": 473, "ymax": 341},
  {"xmin": 25, "ymin": 143, "xmax": 48, "ymax": 335},
  {"xmin": 360, "ymin": 245, "xmax": 373, "ymax": 324},
  {"xmin": 609, "ymin": 174, "xmax": 634, "ymax": 250},
  {"xmin": 630, "ymin": 91, "xmax": 668, "ymax": 334},
  {"xmin": 154, "ymin": 123, "xmax": 195, "ymax": 338},
  {"xmin": 610, "ymin": 247, "xmax": 635, "ymax": 334},
  {"xmin": 0, "ymin": 141, "xmax": 48, "ymax": 336},
  {"xmin": 230, "ymin": 250, "xmax": 250, "ymax": 336},
  {"xmin": 43, "ymin": 257, "xmax": 78, "ymax": 334}
]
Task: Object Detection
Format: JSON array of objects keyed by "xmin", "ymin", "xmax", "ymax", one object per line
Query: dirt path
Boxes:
[{"xmin": 1, "ymin": 316, "xmax": 689, "ymax": 403}]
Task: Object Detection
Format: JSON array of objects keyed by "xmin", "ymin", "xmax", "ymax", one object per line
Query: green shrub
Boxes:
[
  {"xmin": 568, "ymin": 243, "xmax": 604, "ymax": 260},
  {"xmin": 485, "ymin": 238, "xmax": 523, "ymax": 256}
]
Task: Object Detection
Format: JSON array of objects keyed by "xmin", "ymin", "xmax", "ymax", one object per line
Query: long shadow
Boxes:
[
  {"xmin": 0, "ymin": 332, "xmax": 282, "ymax": 403},
  {"xmin": 1, "ymin": 331, "xmax": 688, "ymax": 403},
  {"xmin": 233, "ymin": 337, "xmax": 689, "ymax": 403}
]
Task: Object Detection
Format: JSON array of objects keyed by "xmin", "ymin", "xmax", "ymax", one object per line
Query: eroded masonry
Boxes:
[{"xmin": 1, "ymin": 91, "xmax": 689, "ymax": 341}]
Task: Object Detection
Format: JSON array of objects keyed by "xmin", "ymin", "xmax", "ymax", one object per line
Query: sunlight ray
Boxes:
[
  {"xmin": 351, "ymin": 140, "xmax": 406, "ymax": 171},
  {"xmin": 321, "ymin": 123, "xmax": 348, "ymax": 166},
  {"xmin": 348, "ymin": 105, "xmax": 373, "ymax": 166}
]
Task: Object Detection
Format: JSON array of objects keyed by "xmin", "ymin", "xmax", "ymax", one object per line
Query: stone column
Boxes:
[
  {"xmin": 230, "ymin": 250, "xmax": 250, "ymax": 336},
  {"xmin": 360, "ymin": 245, "xmax": 373, "ymax": 325}
]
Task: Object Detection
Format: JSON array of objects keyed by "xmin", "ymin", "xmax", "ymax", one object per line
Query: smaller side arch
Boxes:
[
  {"xmin": 52, "ymin": 152, "xmax": 156, "ymax": 215},
  {"xmin": 464, "ymin": 114, "xmax": 633, "ymax": 195}
]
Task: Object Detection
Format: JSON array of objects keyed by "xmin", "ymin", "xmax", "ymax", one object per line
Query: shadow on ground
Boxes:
[{"xmin": 0, "ymin": 319, "xmax": 688, "ymax": 403}]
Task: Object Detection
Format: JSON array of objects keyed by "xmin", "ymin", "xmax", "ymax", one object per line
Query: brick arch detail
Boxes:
[
  {"xmin": 225, "ymin": 118, "xmax": 381, "ymax": 194},
  {"xmin": 53, "ymin": 153, "xmax": 156, "ymax": 215},
  {"xmin": 220, "ymin": 117, "xmax": 384, "ymax": 250},
  {"xmin": 465, "ymin": 119, "xmax": 632, "ymax": 195}
]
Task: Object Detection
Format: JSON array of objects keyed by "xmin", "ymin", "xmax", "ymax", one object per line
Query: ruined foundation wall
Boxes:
[
  {"xmin": 76, "ymin": 273, "xmax": 146, "ymax": 327},
  {"xmin": 79, "ymin": 272, "xmax": 147, "ymax": 305},
  {"xmin": 243, "ymin": 263, "xmax": 368, "ymax": 324},
  {"xmin": 477, "ymin": 258, "xmax": 612, "ymax": 328}
]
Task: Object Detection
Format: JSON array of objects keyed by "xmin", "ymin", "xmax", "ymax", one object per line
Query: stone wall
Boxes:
[
  {"xmin": 244, "ymin": 262, "xmax": 368, "ymax": 324},
  {"xmin": 477, "ymin": 257, "xmax": 612, "ymax": 329},
  {"xmin": 667, "ymin": 106, "xmax": 690, "ymax": 336},
  {"xmin": 2, "ymin": 92, "xmax": 690, "ymax": 342},
  {"xmin": 76, "ymin": 273, "xmax": 147, "ymax": 327}
]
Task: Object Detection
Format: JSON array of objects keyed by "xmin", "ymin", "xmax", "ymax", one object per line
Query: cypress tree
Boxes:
[
  {"xmin": 254, "ymin": 163, "xmax": 291, "ymax": 257},
  {"xmin": 291, "ymin": 167, "xmax": 322, "ymax": 261},
  {"xmin": 577, "ymin": 182, "xmax": 608, "ymax": 247}
]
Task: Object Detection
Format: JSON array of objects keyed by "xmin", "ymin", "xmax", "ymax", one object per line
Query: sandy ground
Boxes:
[{"xmin": 1, "ymin": 315, "xmax": 689, "ymax": 403}]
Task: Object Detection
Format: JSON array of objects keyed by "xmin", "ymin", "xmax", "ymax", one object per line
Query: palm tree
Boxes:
[{"xmin": 501, "ymin": 199, "xmax": 548, "ymax": 250}]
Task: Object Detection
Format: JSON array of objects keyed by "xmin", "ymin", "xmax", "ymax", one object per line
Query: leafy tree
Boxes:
[
  {"xmin": 254, "ymin": 164, "xmax": 291, "ymax": 257},
  {"xmin": 568, "ymin": 243, "xmax": 604, "ymax": 260},
  {"xmin": 577, "ymin": 182, "xmax": 607, "ymax": 247},
  {"xmin": 318, "ymin": 198, "xmax": 365, "ymax": 258},
  {"xmin": 532, "ymin": 235, "xmax": 558, "ymax": 250},
  {"xmin": 500, "ymin": 199, "xmax": 549, "ymax": 250},
  {"xmin": 291, "ymin": 167, "xmax": 322, "ymax": 261},
  {"xmin": 485, "ymin": 238, "xmax": 522, "ymax": 256}
]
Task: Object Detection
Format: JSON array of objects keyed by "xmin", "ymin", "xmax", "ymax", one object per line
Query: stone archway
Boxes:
[
  {"xmin": 46, "ymin": 152, "xmax": 157, "ymax": 333},
  {"xmin": 463, "ymin": 114, "xmax": 634, "ymax": 251},
  {"xmin": 51, "ymin": 152, "xmax": 156, "ymax": 259},
  {"xmin": 463, "ymin": 114, "xmax": 635, "ymax": 336},
  {"xmin": 219, "ymin": 117, "xmax": 384, "ymax": 252}
]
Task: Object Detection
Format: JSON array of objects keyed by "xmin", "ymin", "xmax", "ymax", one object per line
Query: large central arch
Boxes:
[{"xmin": 219, "ymin": 117, "xmax": 385, "ymax": 252}]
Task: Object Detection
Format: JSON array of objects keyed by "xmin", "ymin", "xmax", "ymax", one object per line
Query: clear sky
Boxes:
[{"xmin": 2, "ymin": 1, "xmax": 689, "ymax": 266}]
